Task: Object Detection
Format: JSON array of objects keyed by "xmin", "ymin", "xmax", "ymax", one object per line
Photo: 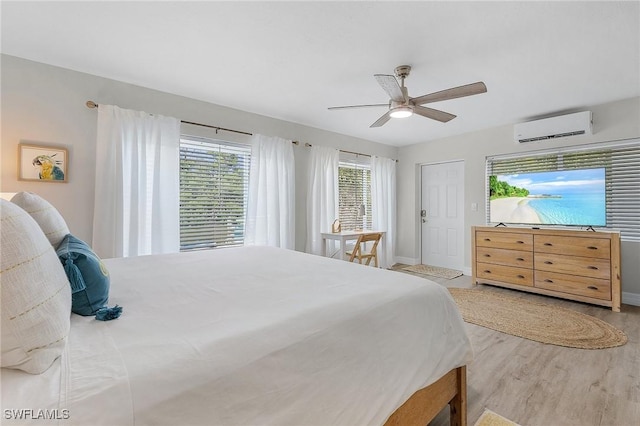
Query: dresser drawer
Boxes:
[
  {"xmin": 535, "ymin": 271, "xmax": 611, "ymax": 300},
  {"xmin": 477, "ymin": 262, "xmax": 533, "ymax": 286},
  {"xmin": 476, "ymin": 231, "xmax": 533, "ymax": 251},
  {"xmin": 534, "ymin": 235, "xmax": 610, "ymax": 259},
  {"xmin": 534, "ymin": 253, "xmax": 610, "ymax": 280},
  {"xmin": 477, "ymin": 247, "xmax": 533, "ymax": 268}
]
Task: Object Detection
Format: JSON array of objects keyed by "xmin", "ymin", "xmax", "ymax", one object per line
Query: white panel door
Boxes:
[{"xmin": 421, "ymin": 161, "xmax": 465, "ymax": 269}]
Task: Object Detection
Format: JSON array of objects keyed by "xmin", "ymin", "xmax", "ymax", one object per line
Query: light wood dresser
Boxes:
[{"xmin": 471, "ymin": 226, "xmax": 621, "ymax": 312}]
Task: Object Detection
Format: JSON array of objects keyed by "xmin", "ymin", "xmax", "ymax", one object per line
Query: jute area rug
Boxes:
[
  {"xmin": 448, "ymin": 288, "xmax": 627, "ymax": 349},
  {"xmin": 402, "ymin": 264, "xmax": 463, "ymax": 279},
  {"xmin": 474, "ymin": 409, "xmax": 520, "ymax": 426}
]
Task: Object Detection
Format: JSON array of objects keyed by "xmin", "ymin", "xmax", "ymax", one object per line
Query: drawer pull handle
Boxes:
[
  {"xmin": 587, "ymin": 246, "xmax": 598, "ymax": 250},
  {"xmin": 588, "ymin": 266, "xmax": 599, "ymax": 270},
  {"xmin": 587, "ymin": 285, "xmax": 598, "ymax": 290},
  {"xmin": 484, "ymin": 254, "xmax": 491, "ymax": 257},
  {"xmin": 517, "ymin": 274, "xmax": 525, "ymax": 279},
  {"xmin": 544, "ymin": 279, "xmax": 554, "ymax": 283},
  {"xmin": 516, "ymin": 257, "xmax": 525, "ymax": 261},
  {"xmin": 516, "ymin": 240, "xmax": 525, "ymax": 244},
  {"xmin": 483, "ymin": 270, "xmax": 491, "ymax": 274},
  {"xmin": 484, "ymin": 238, "xmax": 491, "ymax": 242},
  {"xmin": 544, "ymin": 261, "xmax": 553, "ymax": 264},
  {"xmin": 544, "ymin": 242, "xmax": 553, "ymax": 246}
]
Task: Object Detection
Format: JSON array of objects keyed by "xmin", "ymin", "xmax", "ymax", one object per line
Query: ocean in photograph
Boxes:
[{"xmin": 527, "ymin": 192, "xmax": 606, "ymax": 226}]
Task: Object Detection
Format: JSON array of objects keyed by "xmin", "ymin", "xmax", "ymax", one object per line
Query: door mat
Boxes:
[{"xmin": 401, "ymin": 264, "xmax": 463, "ymax": 279}]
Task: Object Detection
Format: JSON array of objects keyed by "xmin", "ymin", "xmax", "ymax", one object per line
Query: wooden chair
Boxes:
[{"xmin": 346, "ymin": 232, "xmax": 382, "ymax": 267}]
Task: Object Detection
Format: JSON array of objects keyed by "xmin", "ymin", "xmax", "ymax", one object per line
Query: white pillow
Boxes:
[
  {"xmin": 11, "ymin": 191, "xmax": 70, "ymax": 248},
  {"xmin": 1, "ymin": 199, "xmax": 71, "ymax": 374}
]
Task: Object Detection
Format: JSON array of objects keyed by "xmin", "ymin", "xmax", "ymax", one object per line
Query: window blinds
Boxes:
[
  {"xmin": 179, "ymin": 137, "xmax": 251, "ymax": 250},
  {"xmin": 338, "ymin": 161, "xmax": 372, "ymax": 230},
  {"xmin": 486, "ymin": 139, "xmax": 640, "ymax": 241}
]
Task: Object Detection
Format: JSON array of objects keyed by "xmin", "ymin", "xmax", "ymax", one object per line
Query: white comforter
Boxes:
[{"xmin": 2, "ymin": 246, "xmax": 472, "ymax": 425}]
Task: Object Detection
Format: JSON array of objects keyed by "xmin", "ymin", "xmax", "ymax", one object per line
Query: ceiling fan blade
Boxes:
[
  {"xmin": 374, "ymin": 74, "xmax": 405, "ymax": 102},
  {"xmin": 413, "ymin": 105, "xmax": 457, "ymax": 123},
  {"xmin": 328, "ymin": 103, "xmax": 389, "ymax": 110},
  {"xmin": 370, "ymin": 111, "xmax": 392, "ymax": 128},
  {"xmin": 411, "ymin": 82, "xmax": 487, "ymax": 105}
]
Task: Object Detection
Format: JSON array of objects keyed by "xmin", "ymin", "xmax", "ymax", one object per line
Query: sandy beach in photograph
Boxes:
[{"xmin": 490, "ymin": 197, "xmax": 542, "ymax": 224}]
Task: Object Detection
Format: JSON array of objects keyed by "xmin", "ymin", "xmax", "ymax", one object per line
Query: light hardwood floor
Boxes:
[{"xmin": 391, "ymin": 266, "xmax": 640, "ymax": 426}]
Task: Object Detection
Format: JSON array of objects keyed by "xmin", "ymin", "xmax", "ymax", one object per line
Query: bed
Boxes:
[{"xmin": 2, "ymin": 245, "xmax": 472, "ymax": 425}]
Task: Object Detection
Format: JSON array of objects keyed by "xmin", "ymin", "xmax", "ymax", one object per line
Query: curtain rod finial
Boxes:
[{"xmin": 86, "ymin": 101, "xmax": 98, "ymax": 109}]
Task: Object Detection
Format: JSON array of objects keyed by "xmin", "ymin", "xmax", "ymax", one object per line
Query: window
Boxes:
[
  {"xmin": 486, "ymin": 139, "xmax": 640, "ymax": 242},
  {"xmin": 338, "ymin": 160, "xmax": 372, "ymax": 230},
  {"xmin": 179, "ymin": 136, "xmax": 251, "ymax": 250}
]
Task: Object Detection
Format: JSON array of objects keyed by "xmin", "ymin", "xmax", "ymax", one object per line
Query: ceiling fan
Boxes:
[{"xmin": 328, "ymin": 65, "xmax": 487, "ymax": 128}]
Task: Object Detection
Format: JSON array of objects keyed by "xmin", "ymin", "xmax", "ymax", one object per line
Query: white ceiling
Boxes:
[{"xmin": 2, "ymin": 1, "xmax": 639, "ymax": 147}]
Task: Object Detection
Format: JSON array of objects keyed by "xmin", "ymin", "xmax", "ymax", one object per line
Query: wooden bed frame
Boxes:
[{"xmin": 385, "ymin": 366, "xmax": 467, "ymax": 426}]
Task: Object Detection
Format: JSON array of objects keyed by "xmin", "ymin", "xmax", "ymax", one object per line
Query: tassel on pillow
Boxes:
[
  {"xmin": 64, "ymin": 257, "xmax": 87, "ymax": 293},
  {"xmin": 95, "ymin": 305, "xmax": 123, "ymax": 321}
]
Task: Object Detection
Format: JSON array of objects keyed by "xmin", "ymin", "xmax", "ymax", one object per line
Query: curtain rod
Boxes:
[
  {"xmin": 85, "ymin": 101, "xmax": 300, "ymax": 145},
  {"xmin": 303, "ymin": 142, "xmax": 397, "ymax": 162},
  {"xmin": 303, "ymin": 143, "xmax": 370, "ymax": 157}
]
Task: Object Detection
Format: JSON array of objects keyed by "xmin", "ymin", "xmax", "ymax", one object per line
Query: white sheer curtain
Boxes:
[
  {"xmin": 245, "ymin": 134, "xmax": 295, "ymax": 249},
  {"xmin": 371, "ymin": 156, "xmax": 397, "ymax": 269},
  {"xmin": 306, "ymin": 145, "xmax": 339, "ymax": 255},
  {"xmin": 93, "ymin": 105, "xmax": 180, "ymax": 258}
]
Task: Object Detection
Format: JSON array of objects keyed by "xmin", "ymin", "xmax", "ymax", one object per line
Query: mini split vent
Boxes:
[{"xmin": 514, "ymin": 111, "xmax": 593, "ymax": 143}]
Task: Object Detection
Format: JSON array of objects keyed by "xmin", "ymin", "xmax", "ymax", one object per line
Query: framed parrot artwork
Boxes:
[{"xmin": 19, "ymin": 143, "xmax": 68, "ymax": 183}]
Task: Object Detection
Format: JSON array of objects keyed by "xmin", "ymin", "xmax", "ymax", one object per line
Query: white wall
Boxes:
[
  {"xmin": 397, "ymin": 96, "xmax": 640, "ymax": 301},
  {"xmin": 0, "ymin": 55, "xmax": 398, "ymax": 253},
  {"xmin": 4, "ymin": 55, "xmax": 639, "ymax": 301}
]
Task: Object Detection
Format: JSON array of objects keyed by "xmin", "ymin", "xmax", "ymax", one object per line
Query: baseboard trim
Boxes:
[
  {"xmin": 622, "ymin": 292, "xmax": 640, "ymax": 307},
  {"xmin": 395, "ymin": 256, "xmax": 419, "ymax": 265}
]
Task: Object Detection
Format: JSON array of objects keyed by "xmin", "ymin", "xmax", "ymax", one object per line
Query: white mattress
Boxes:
[{"xmin": 2, "ymin": 246, "xmax": 472, "ymax": 425}]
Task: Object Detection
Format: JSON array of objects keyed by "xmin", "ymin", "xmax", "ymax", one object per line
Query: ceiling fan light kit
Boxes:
[
  {"xmin": 389, "ymin": 105, "xmax": 413, "ymax": 118},
  {"xmin": 329, "ymin": 65, "xmax": 487, "ymax": 128}
]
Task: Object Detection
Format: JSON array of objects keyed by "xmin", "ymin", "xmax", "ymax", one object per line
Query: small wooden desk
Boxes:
[{"xmin": 321, "ymin": 230, "xmax": 385, "ymax": 262}]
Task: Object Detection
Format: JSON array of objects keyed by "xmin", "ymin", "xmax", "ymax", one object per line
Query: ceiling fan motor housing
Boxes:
[{"xmin": 391, "ymin": 100, "xmax": 413, "ymax": 110}]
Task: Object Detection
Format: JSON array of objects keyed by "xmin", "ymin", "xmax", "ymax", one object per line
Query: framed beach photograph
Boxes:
[{"xmin": 19, "ymin": 143, "xmax": 68, "ymax": 182}]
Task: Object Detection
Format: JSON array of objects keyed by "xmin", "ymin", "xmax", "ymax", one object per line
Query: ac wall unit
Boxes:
[{"xmin": 514, "ymin": 111, "xmax": 592, "ymax": 143}]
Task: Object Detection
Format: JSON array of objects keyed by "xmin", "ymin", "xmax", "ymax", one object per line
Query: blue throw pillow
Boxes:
[{"xmin": 56, "ymin": 234, "xmax": 122, "ymax": 321}]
